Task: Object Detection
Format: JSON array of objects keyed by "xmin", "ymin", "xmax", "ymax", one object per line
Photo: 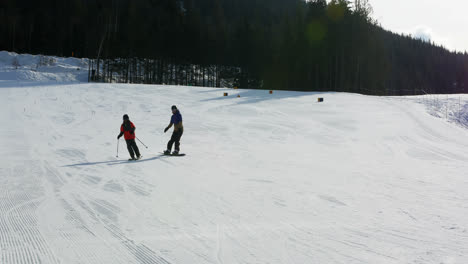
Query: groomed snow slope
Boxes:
[{"xmin": 1, "ymin": 82, "xmax": 468, "ymax": 264}]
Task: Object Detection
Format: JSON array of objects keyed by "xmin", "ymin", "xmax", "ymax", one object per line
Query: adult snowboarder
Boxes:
[
  {"xmin": 117, "ymin": 114, "xmax": 141, "ymax": 160},
  {"xmin": 164, "ymin": 105, "xmax": 184, "ymax": 155}
]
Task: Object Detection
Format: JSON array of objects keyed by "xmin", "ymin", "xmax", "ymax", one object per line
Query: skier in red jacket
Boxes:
[{"xmin": 117, "ymin": 114, "xmax": 141, "ymax": 160}]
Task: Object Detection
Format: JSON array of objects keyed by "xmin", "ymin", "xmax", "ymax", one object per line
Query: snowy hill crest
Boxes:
[{"xmin": 0, "ymin": 51, "xmax": 88, "ymax": 82}]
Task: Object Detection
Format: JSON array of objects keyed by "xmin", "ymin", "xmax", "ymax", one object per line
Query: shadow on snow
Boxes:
[{"xmin": 63, "ymin": 154, "xmax": 168, "ymax": 167}]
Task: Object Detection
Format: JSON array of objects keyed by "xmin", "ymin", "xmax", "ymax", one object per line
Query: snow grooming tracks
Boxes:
[
  {"xmin": 2, "ymin": 81, "xmax": 468, "ymax": 263},
  {"xmin": 0, "ymin": 162, "xmax": 60, "ymax": 264},
  {"xmin": 104, "ymin": 223, "xmax": 172, "ymax": 264}
]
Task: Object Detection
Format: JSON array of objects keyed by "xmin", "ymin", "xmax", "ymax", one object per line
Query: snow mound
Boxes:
[
  {"xmin": 0, "ymin": 50, "xmax": 88, "ymax": 82},
  {"xmin": 402, "ymin": 94, "xmax": 468, "ymax": 129}
]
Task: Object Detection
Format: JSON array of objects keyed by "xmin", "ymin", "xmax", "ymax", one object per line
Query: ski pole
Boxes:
[
  {"xmin": 116, "ymin": 139, "xmax": 120, "ymax": 157},
  {"xmin": 136, "ymin": 136, "xmax": 148, "ymax": 149}
]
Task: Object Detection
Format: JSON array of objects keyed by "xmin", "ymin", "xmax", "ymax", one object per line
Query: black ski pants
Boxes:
[
  {"xmin": 126, "ymin": 139, "xmax": 141, "ymax": 158},
  {"xmin": 167, "ymin": 129, "xmax": 183, "ymax": 152}
]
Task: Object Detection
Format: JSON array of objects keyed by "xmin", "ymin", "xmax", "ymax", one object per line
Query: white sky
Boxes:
[{"xmin": 369, "ymin": 0, "xmax": 468, "ymax": 52}]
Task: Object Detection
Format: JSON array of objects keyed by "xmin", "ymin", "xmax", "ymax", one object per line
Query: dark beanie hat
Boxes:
[
  {"xmin": 123, "ymin": 114, "xmax": 129, "ymax": 120},
  {"xmin": 171, "ymin": 105, "xmax": 177, "ymax": 110}
]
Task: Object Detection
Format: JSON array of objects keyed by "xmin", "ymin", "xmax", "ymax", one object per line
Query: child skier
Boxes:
[
  {"xmin": 164, "ymin": 105, "xmax": 183, "ymax": 155},
  {"xmin": 117, "ymin": 114, "xmax": 141, "ymax": 160}
]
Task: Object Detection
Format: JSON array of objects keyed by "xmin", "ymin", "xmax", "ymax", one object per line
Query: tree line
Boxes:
[{"xmin": 1, "ymin": 0, "xmax": 467, "ymax": 95}]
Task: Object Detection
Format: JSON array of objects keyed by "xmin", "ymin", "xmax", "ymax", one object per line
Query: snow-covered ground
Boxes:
[
  {"xmin": 0, "ymin": 51, "xmax": 88, "ymax": 83},
  {"xmin": 1, "ymin": 53, "xmax": 468, "ymax": 263},
  {"xmin": 413, "ymin": 94, "xmax": 468, "ymax": 129}
]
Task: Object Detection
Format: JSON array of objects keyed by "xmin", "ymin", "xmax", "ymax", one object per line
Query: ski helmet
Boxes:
[
  {"xmin": 123, "ymin": 114, "xmax": 129, "ymax": 120},
  {"xmin": 171, "ymin": 105, "xmax": 177, "ymax": 110}
]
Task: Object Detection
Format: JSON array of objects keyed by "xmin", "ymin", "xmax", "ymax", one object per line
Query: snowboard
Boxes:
[{"xmin": 161, "ymin": 152, "xmax": 186, "ymax": 157}]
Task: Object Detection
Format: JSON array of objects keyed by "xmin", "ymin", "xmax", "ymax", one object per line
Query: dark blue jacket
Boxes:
[{"xmin": 171, "ymin": 110, "xmax": 182, "ymax": 124}]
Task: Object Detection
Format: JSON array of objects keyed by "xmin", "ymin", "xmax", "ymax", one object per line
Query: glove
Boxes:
[
  {"xmin": 117, "ymin": 135, "xmax": 121, "ymax": 139},
  {"xmin": 164, "ymin": 127, "xmax": 169, "ymax": 133}
]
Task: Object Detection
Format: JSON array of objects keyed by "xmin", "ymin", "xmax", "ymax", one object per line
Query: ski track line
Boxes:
[
  {"xmin": 52, "ymin": 185, "xmax": 132, "ymax": 263},
  {"xmin": 68, "ymin": 183, "xmax": 158, "ymax": 264},
  {"xmin": 50, "ymin": 175, "xmax": 136, "ymax": 263},
  {"xmin": 289, "ymin": 232, "xmax": 368, "ymax": 263},
  {"xmin": 216, "ymin": 224, "xmax": 224, "ymax": 264},
  {"xmin": 59, "ymin": 197, "xmax": 97, "ymax": 237},
  {"xmin": 286, "ymin": 223, "xmax": 398, "ymax": 263},
  {"xmin": 56, "ymin": 198, "xmax": 105, "ymax": 264},
  {"xmin": 104, "ymin": 223, "xmax": 172, "ymax": 264},
  {"xmin": 43, "ymin": 161, "xmax": 66, "ymax": 194}
]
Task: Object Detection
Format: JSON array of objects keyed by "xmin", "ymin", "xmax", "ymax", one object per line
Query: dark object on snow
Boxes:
[
  {"xmin": 128, "ymin": 155, "xmax": 142, "ymax": 161},
  {"xmin": 164, "ymin": 107, "xmax": 184, "ymax": 153},
  {"xmin": 167, "ymin": 130, "xmax": 183, "ymax": 153},
  {"xmin": 117, "ymin": 116, "xmax": 141, "ymax": 159},
  {"xmin": 118, "ymin": 119, "xmax": 136, "ymax": 140},
  {"xmin": 125, "ymin": 139, "xmax": 141, "ymax": 160},
  {"xmin": 170, "ymin": 111, "xmax": 182, "ymax": 127},
  {"xmin": 318, "ymin": 98, "xmax": 324, "ymax": 103},
  {"xmin": 162, "ymin": 151, "xmax": 185, "ymax": 157}
]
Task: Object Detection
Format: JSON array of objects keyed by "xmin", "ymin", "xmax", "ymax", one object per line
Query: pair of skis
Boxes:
[{"xmin": 161, "ymin": 152, "xmax": 186, "ymax": 157}]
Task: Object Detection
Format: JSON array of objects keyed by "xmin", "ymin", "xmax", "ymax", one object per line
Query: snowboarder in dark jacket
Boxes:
[
  {"xmin": 164, "ymin": 105, "xmax": 183, "ymax": 155},
  {"xmin": 117, "ymin": 114, "xmax": 141, "ymax": 160}
]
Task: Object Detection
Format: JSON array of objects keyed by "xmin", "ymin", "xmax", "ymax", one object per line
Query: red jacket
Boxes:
[{"xmin": 120, "ymin": 121, "xmax": 136, "ymax": 140}]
